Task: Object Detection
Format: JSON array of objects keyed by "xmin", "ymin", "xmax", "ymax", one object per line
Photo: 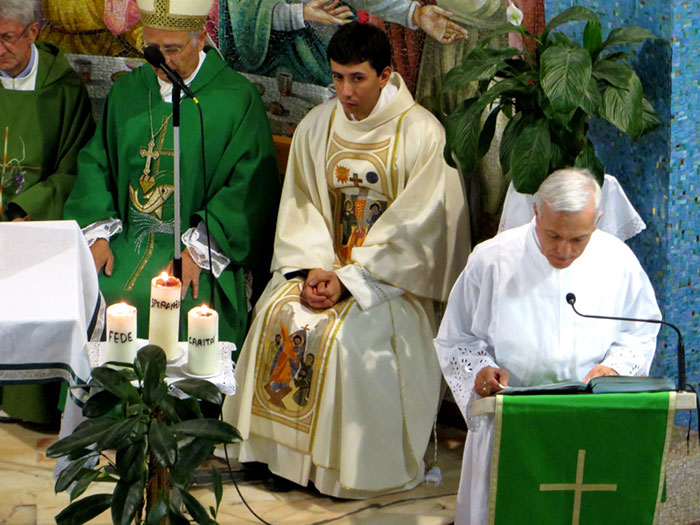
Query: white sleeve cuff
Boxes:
[
  {"xmin": 407, "ymin": 1, "xmax": 421, "ymax": 30},
  {"xmin": 181, "ymin": 222, "xmax": 231, "ymax": 278},
  {"xmin": 271, "ymin": 2, "xmax": 305, "ymax": 31},
  {"xmin": 82, "ymin": 218, "xmax": 122, "ymax": 246},
  {"xmin": 336, "ymin": 264, "xmax": 404, "ymax": 310}
]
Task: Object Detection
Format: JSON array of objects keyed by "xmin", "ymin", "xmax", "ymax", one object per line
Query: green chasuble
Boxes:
[
  {"xmin": 0, "ymin": 42, "xmax": 94, "ymax": 425},
  {"xmin": 0, "ymin": 41, "xmax": 94, "ymax": 220},
  {"xmin": 64, "ymin": 48, "xmax": 279, "ymax": 352}
]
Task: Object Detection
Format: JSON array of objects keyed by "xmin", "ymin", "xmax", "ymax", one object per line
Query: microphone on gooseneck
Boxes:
[
  {"xmin": 143, "ymin": 45, "xmax": 198, "ymax": 102},
  {"xmin": 565, "ymin": 292, "xmax": 686, "ymax": 392}
]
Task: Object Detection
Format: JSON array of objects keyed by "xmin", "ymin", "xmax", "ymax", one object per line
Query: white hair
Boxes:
[
  {"xmin": 0, "ymin": 0, "xmax": 39, "ymax": 26},
  {"xmin": 536, "ymin": 168, "xmax": 603, "ymax": 217}
]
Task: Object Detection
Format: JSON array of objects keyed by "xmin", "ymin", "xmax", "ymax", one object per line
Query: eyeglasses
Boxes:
[
  {"xmin": 141, "ymin": 39, "xmax": 192, "ymax": 59},
  {"xmin": 0, "ymin": 24, "xmax": 31, "ymax": 48}
]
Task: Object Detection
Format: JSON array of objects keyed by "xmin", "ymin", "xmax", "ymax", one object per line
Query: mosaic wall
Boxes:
[{"xmin": 545, "ymin": 0, "xmax": 700, "ymax": 427}]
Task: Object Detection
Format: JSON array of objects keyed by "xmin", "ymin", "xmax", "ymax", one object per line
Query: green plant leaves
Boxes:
[
  {"xmin": 82, "ymin": 389, "xmax": 121, "ymax": 418},
  {"xmin": 509, "ymin": 119, "xmax": 552, "ymax": 194},
  {"xmin": 171, "ymin": 439, "xmax": 216, "ymax": 481},
  {"xmin": 599, "ymin": 80, "xmax": 644, "ymax": 138},
  {"xmin": 171, "ymin": 418, "xmax": 242, "ymax": 443},
  {"xmin": 178, "ymin": 487, "xmax": 215, "ymax": 525},
  {"xmin": 540, "ymin": 46, "xmax": 592, "ymax": 114},
  {"xmin": 95, "ymin": 416, "xmax": 148, "ymax": 451},
  {"xmin": 601, "ymin": 26, "xmax": 659, "ymax": 51},
  {"xmin": 55, "ymin": 457, "xmax": 91, "ymax": 493},
  {"xmin": 541, "ymin": 6, "xmax": 600, "ymax": 43},
  {"xmin": 47, "ymin": 417, "xmax": 117, "ymax": 458},
  {"xmin": 172, "ymin": 378, "xmax": 224, "ymax": 405},
  {"xmin": 111, "ymin": 477, "xmax": 145, "ymax": 525},
  {"xmin": 149, "ymin": 419, "xmax": 178, "ymax": 468},
  {"xmin": 55, "ymin": 493, "xmax": 112, "ymax": 525},
  {"xmin": 575, "ymin": 139, "xmax": 605, "ymax": 185},
  {"xmin": 583, "ymin": 20, "xmax": 602, "ymax": 54},
  {"xmin": 91, "ymin": 366, "xmax": 141, "ymax": 404},
  {"xmin": 116, "ymin": 439, "xmax": 148, "ymax": 481}
]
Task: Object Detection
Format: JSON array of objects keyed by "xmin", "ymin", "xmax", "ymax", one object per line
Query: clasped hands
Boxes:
[
  {"xmin": 300, "ymin": 268, "xmax": 348, "ymax": 309},
  {"xmin": 474, "ymin": 364, "xmax": 619, "ymax": 396},
  {"xmin": 91, "ymin": 238, "xmax": 201, "ymax": 300}
]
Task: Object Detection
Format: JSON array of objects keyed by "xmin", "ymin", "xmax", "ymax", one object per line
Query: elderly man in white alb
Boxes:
[{"xmin": 434, "ymin": 168, "xmax": 661, "ymax": 525}]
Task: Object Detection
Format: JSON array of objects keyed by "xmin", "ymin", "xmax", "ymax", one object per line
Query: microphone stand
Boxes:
[
  {"xmin": 172, "ymin": 83, "xmax": 182, "ymax": 282},
  {"xmin": 567, "ymin": 295, "xmax": 686, "ymax": 392}
]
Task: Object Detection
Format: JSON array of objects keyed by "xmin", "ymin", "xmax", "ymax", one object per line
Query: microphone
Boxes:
[
  {"xmin": 143, "ymin": 45, "xmax": 198, "ymax": 102},
  {"xmin": 565, "ymin": 292, "xmax": 686, "ymax": 391}
]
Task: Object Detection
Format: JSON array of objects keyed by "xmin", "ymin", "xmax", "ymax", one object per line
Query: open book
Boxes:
[{"xmin": 498, "ymin": 376, "xmax": 676, "ymax": 395}]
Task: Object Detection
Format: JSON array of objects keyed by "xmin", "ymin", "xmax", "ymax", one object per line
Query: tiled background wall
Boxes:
[{"xmin": 545, "ymin": 0, "xmax": 699, "ymax": 426}]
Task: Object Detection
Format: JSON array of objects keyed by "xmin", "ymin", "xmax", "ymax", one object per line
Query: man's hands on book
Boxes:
[
  {"xmin": 474, "ymin": 366, "xmax": 509, "ymax": 397},
  {"xmin": 583, "ymin": 364, "xmax": 618, "ymax": 383}
]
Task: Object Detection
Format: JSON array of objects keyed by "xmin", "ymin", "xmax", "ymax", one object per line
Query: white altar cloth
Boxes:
[{"xmin": 0, "ymin": 220, "xmax": 101, "ymax": 438}]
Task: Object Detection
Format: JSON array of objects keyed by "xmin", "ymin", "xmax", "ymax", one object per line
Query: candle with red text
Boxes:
[
  {"xmin": 187, "ymin": 305, "xmax": 220, "ymax": 375},
  {"xmin": 106, "ymin": 302, "xmax": 137, "ymax": 364},
  {"xmin": 148, "ymin": 272, "xmax": 182, "ymax": 360}
]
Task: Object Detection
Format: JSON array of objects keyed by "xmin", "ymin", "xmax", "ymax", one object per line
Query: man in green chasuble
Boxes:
[
  {"xmin": 0, "ymin": 0, "xmax": 94, "ymax": 425},
  {"xmin": 64, "ymin": 0, "xmax": 279, "ymax": 352}
]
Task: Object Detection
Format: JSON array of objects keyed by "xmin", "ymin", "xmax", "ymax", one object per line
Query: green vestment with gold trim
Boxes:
[{"xmin": 64, "ymin": 48, "xmax": 279, "ymax": 351}]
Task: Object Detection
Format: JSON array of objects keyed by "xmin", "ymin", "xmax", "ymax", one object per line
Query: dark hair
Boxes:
[{"xmin": 327, "ymin": 22, "xmax": 392, "ymax": 75}]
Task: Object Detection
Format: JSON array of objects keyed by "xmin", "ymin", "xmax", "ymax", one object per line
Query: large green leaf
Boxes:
[
  {"xmin": 212, "ymin": 465, "xmax": 223, "ymax": 512},
  {"xmin": 137, "ymin": 344, "xmax": 168, "ymax": 376},
  {"xmin": 592, "ymin": 60, "xmax": 635, "ymax": 89},
  {"xmin": 82, "ymin": 389, "xmax": 121, "ymax": 418},
  {"xmin": 575, "ymin": 139, "xmax": 605, "ymax": 185},
  {"xmin": 499, "ymin": 112, "xmax": 528, "ymax": 174},
  {"xmin": 70, "ymin": 469, "xmax": 104, "ymax": 501},
  {"xmin": 641, "ymin": 97, "xmax": 661, "ymax": 133},
  {"xmin": 579, "ymin": 76, "xmax": 602, "ymax": 115},
  {"xmin": 55, "ymin": 494, "xmax": 112, "ymax": 525},
  {"xmin": 55, "ymin": 457, "xmax": 90, "ymax": 493},
  {"xmin": 95, "ymin": 416, "xmax": 148, "ymax": 451},
  {"xmin": 583, "ymin": 19, "xmax": 602, "ymax": 54},
  {"xmin": 599, "ymin": 80, "xmax": 644, "ymax": 138},
  {"xmin": 91, "ymin": 366, "xmax": 141, "ymax": 404},
  {"xmin": 172, "ymin": 439, "xmax": 216, "ymax": 480},
  {"xmin": 178, "ymin": 487, "xmax": 214, "ymax": 525},
  {"xmin": 145, "ymin": 493, "xmax": 170, "ymax": 525},
  {"xmin": 116, "ymin": 439, "xmax": 148, "ymax": 481},
  {"xmin": 444, "ymin": 98, "xmax": 482, "ymax": 173},
  {"xmin": 47, "ymin": 417, "xmax": 118, "ymax": 458},
  {"xmin": 149, "ymin": 419, "xmax": 179, "ymax": 468},
  {"xmin": 111, "ymin": 477, "xmax": 145, "ymax": 525},
  {"xmin": 172, "ymin": 378, "xmax": 223, "ymax": 405},
  {"xmin": 540, "ymin": 45, "xmax": 592, "ymax": 114},
  {"xmin": 442, "ymin": 50, "xmax": 516, "ymax": 94},
  {"xmin": 541, "ymin": 6, "xmax": 600, "ymax": 42},
  {"xmin": 509, "ymin": 119, "xmax": 552, "ymax": 194},
  {"xmin": 171, "ymin": 418, "xmax": 242, "ymax": 443},
  {"xmin": 601, "ymin": 26, "xmax": 658, "ymax": 51},
  {"xmin": 477, "ymin": 106, "xmax": 502, "ymax": 159}
]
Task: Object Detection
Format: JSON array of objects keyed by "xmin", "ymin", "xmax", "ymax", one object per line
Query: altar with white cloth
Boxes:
[{"xmin": 0, "ymin": 220, "xmax": 101, "ymax": 438}]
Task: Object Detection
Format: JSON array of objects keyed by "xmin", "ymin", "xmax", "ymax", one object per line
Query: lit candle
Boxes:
[
  {"xmin": 148, "ymin": 272, "xmax": 182, "ymax": 360},
  {"xmin": 187, "ymin": 304, "xmax": 220, "ymax": 376},
  {"xmin": 105, "ymin": 302, "xmax": 138, "ymax": 364}
]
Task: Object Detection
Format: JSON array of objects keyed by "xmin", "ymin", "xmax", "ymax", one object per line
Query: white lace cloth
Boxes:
[
  {"xmin": 498, "ymin": 174, "xmax": 646, "ymax": 241},
  {"xmin": 87, "ymin": 341, "xmax": 237, "ymax": 397}
]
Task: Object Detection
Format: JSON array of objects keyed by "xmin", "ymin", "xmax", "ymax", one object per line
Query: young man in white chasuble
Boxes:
[
  {"xmin": 64, "ymin": 0, "xmax": 280, "ymax": 350},
  {"xmin": 223, "ymin": 22, "xmax": 469, "ymax": 498},
  {"xmin": 435, "ymin": 168, "xmax": 661, "ymax": 524},
  {"xmin": 0, "ymin": 0, "xmax": 94, "ymax": 425}
]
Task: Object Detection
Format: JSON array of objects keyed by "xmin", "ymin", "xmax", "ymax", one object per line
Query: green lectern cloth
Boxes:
[{"xmin": 489, "ymin": 392, "xmax": 675, "ymax": 525}]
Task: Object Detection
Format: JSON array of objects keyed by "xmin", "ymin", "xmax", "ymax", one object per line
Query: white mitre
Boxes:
[{"xmin": 136, "ymin": 0, "xmax": 214, "ymax": 31}]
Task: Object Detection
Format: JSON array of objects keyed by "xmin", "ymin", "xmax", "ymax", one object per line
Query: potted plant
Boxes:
[
  {"xmin": 47, "ymin": 345, "xmax": 240, "ymax": 525},
  {"xmin": 441, "ymin": 5, "xmax": 661, "ymax": 194}
]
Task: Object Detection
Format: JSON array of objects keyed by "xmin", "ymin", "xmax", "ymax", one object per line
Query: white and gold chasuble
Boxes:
[{"xmin": 224, "ymin": 73, "xmax": 469, "ymax": 498}]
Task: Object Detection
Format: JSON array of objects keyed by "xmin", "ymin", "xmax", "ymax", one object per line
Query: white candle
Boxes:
[
  {"xmin": 187, "ymin": 304, "xmax": 220, "ymax": 376},
  {"xmin": 148, "ymin": 272, "xmax": 182, "ymax": 360},
  {"xmin": 105, "ymin": 302, "xmax": 138, "ymax": 364}
]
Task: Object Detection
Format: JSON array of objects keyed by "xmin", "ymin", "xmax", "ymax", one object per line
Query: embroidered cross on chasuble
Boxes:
[{"xmin": 488, "ymin": 392, "xmax": 676, "ymax": 524}]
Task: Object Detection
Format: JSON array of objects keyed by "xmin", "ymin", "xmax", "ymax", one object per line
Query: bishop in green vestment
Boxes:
[
  {"xmin": 0, "ymin": 2, "xmax": 95, "ymax": 426},
  {"xmin": 64, "ymin": 4, "xmax": 279, "ymax": 353}
]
